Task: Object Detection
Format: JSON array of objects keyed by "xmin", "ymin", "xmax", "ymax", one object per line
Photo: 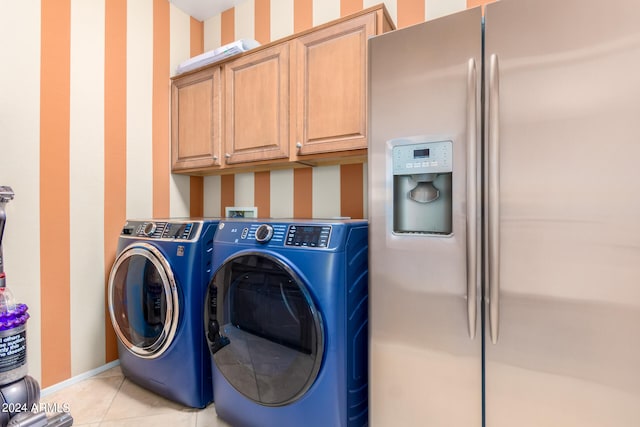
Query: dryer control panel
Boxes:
[
  {"xmin": 285, "ymin": 225, "xmax": 331, "ymax": 248},
  {"xmin": 217, "ymin": 222, "xmax": 333, "ymax": 249},
  {"xmin": 120, "ymin": 220, "xmax": 200, "ymax": 241}
]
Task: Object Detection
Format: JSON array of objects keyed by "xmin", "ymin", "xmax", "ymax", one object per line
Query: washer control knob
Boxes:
[
  {"xmin": 143, "ymin": 222, "xmax": 156, "ymax": 237},
  {"xmin": 255, "ymin": 224, "xmax": 274, "ymax": 243}
]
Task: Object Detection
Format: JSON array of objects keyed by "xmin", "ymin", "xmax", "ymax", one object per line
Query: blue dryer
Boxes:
[
  {"xmin": 108, "ymin": 218, "xmax": 219, "ymax": 408},
  {"xmin": 205, "ymin": 219, "xmax": 369, "ymax": 427}
]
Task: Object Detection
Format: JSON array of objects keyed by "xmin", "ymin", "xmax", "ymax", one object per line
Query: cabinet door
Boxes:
[
  {"xmin": 171, "ymin": 66, "xmax": 222, "ymax": 171},
  {"xmin": 224, "ymin": 43, "xmax": 291, "ymax": 165},
  {"xmin": 293, "ymin": 12, "xmax": 375, "ymax": 157}
]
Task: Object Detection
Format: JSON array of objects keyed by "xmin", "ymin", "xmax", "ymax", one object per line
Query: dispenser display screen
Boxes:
[{"xmin": 414, "ymin": 148, "xmax": 430, "ymax": 158}]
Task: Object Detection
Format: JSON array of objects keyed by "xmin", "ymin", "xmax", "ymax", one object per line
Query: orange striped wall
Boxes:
[
  {"xmin": 255, "ymin": 0, "xmax": 271, "ymax": 44},
  {"xmin": 104, "ymin": 0, "xmax": 128, "ymax": 367},
  {"xmin": 220, "ymin": 175, "xmax": 235, "ymax": 217},
  {"xmin": 342, "ymin": 0, "xmax": 363, "ymax": 17},
  {"xmin": 153, "ymin": 0, "xmax": 170, "ymax": 218},
  {"xmin": 254, "ymin": 171, "xmax": 271, "ymax": 218},
  {"xmin": 221, "ymin": 8, "xmax": 235, "ymax": 45},
  {"xmin": 294, "ymin": 0, "xmax": 313, "ymax": 32},
  {"xmin": 40, "ymin": 0, "xmax": 72, "ymax": 387},
  {"xmin": 340, "ymin": 164, "xmax": 364, "ymax": 219},
  {"xmin": 294, "ymin": 168, "xmax": 313, "ymax": 218},
  {"xmin": 398, "ymin": 0, "xmax": 425, "ymax": 28}
]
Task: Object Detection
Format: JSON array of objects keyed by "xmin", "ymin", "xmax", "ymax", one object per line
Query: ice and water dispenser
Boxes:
[{"xmin": 391, "ymin": 140, "xmax": 453, "ymax": 235}]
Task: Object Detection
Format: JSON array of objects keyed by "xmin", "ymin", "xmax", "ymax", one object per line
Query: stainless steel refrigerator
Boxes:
[{"xmin": 367, "ymin": 0, "xmax": 640, "ymax": 425}]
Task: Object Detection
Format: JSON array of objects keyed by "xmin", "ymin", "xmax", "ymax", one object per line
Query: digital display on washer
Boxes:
[
  {"xmin": 285, "ymin": 225, "xmax": 331, "ymax": 247},
  {"xmin": 162, "ymin": 222, "xmax": 195, "ymax": 239}
]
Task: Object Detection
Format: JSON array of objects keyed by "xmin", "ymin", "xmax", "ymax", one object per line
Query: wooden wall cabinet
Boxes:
[
  {"xmin": 170, "ymin": 5, "xmax": 394, "ymax": 175},
  {"xmin": 171, "ymin": 66, "xmax": 222, "ymax": 171},
  {"xmin": 224, "ymin": 43, "xmax": 291, "ymax": 165},
  {"xmin": 292, "ymin": 13, "xmax": 375, "ymax": 159}
]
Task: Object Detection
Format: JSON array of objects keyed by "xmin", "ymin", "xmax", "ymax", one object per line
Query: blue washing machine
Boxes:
[
  {"xmin": 205, "ymin": 219, "xmax": 369, "ymax": 427},
  {"xmin": 108, "ymin": 218, "xmax": 219, "ymax": 408}
]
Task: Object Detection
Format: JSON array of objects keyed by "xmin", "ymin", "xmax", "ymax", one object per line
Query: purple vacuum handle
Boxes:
[{"xmin": 0, "ymin": 185, "xmax": 15, "ymax": 275}]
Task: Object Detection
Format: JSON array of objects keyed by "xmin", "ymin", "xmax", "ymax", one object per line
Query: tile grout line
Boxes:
[{"xmin": 97, "ymin": 373, "xmax": 126, "ymax": 426}]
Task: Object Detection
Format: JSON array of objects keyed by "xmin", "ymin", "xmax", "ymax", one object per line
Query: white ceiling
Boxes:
[{"xmin": 169, "ymin": 0, "xmax": 242, "ymax": 21}]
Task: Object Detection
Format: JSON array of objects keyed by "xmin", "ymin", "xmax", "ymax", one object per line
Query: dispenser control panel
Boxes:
[{"xmin": 392, "ymin": 140, "xmax": 453, "ymax": 175}]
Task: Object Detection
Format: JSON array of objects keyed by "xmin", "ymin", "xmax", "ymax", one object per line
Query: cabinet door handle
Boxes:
[
  {"xmin": 225, "ymin": 153, "xmax": 231, "ymax": 158},
  {"xmin": 213, "ymin": 155, "xmax": 218, "ymax": 161},
  {"xmin": 296, "ymin": 142, "xmax": 302, "ymax": 149}
]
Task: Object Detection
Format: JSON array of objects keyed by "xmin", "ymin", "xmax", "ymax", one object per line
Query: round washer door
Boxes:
[
  {"xmin": 205, "ymin": 252, "xmax": 324, "ymax": 406},
  {"xmin": 108, "ymin": 242, "xmax": 179, "ymax": 358}
]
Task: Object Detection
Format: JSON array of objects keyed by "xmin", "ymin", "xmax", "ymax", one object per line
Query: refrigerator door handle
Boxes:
[
  {"xmin": 488, "ymin": 54, "xmax": 501, "ymax": 344},
  {"xmin": 466, "ymin": 58, "xmax": 478, "ymax": 339}
]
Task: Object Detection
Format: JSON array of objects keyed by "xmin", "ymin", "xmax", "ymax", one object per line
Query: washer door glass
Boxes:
[
  {"xmin": 108, "ymin": 243, "xmax": 179, "ymax": 358},
  {"xmin": 206, "ymin": 253, "xmax": 324, "ymax": 406}
]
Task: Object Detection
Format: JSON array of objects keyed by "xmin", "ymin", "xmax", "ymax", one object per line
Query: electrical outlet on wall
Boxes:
[{"xmin": 224, "ymin": 206, "xmax": 258, "ymax": 218}]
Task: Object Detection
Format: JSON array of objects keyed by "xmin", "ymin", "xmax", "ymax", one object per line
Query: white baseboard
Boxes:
[{"xmin": 40, "ymin": 360, "xmax": 121, "ymax": 397}]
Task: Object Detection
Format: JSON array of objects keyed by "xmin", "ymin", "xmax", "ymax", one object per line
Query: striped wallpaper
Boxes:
[{"xmin": 0, "ymin": 0, "xmax": 493, "ymax": 388}]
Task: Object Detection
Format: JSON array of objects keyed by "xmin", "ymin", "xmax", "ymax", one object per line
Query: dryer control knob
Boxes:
[
  {"xmin": 142, "ymin": 222, "xmax": 156, "ymax": 237},
  {"xmin": 255, "ymin": 224, "xmax": 274, "ymax": 243}
]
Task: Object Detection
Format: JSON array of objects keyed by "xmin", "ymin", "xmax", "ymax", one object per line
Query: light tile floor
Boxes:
[{"xmin": 40, "ymin": 365, "xmax": 231, "ymax": 427}]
